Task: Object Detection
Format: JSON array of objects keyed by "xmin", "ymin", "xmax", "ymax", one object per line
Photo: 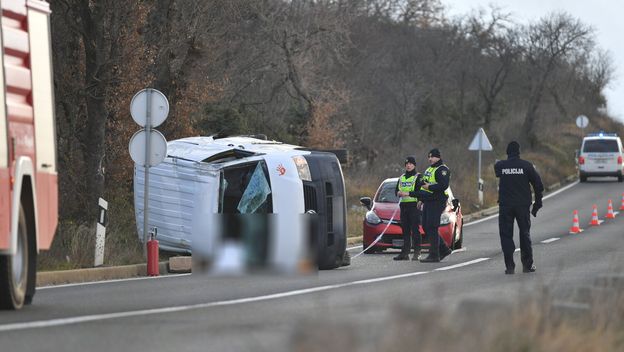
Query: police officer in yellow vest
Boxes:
[
  {"xmin": 417, "ymin": 149, "xmax": 452, "ymax": 262},
  {"xmin": 394, "ymin": 156, "xmax": 423, "ymax": 260}
]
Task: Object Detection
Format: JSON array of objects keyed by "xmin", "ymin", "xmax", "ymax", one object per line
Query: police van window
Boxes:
[
  {"xmin": 583, "ymin": 140, "xmax": 619, "ymax": 153},
  {"xmin": 375, "ymin": 182, "xmax": 400, "ymax": 203}
]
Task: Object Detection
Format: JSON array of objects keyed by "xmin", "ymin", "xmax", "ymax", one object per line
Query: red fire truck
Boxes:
[{"xmin": 0, "ymin": 0, "xmax": 57, "ymax": 310}]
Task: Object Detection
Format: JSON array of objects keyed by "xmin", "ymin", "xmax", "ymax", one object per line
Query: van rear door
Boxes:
[{"xmin": 583, "ymin": 139, "xmax": 619, "ymax": 172}]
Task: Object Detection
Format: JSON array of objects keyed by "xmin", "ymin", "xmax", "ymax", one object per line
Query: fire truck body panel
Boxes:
[{"xmin": 0, "ymin": 0, "xmax": 56, "ymax": 310}]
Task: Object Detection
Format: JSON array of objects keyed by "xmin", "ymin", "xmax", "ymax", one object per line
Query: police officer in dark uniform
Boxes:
[
  {"xmin": 417, "ymin": 149, "xmax": 452, "ymax": 262},
  {"xmin": 494, "ymin": 141, "xmax": 544, "ymax": 274},
  {"xmin": 394, "ymin": 156, "xmax": 423, "ymax": 261}
]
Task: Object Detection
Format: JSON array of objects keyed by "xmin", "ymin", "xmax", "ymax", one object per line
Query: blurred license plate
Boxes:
[
  {"xmin": 392, "ymin": 239, "xmax": 404, "ymax": 247},
  {"xmin": 594, "ymin": 159, "xmax": 607, "ymax": 164}
]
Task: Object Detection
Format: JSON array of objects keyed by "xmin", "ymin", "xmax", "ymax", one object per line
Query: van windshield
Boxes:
[
  {"xmin": 220, "ymin": 161, "xmax": 272, "ymax": 213},
  {"xmin": 583, "ymin": 140, "xmax": 619, "ymax": 153}
]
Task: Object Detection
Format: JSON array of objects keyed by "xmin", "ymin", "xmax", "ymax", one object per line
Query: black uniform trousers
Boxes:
[
  {"xmin": 498, "ymin": 205, "xmax": 533, "ymax": 270},
  {"xmin": 400, "ymin": 205, "xmax": 421, "ymax": 255},
  {"xmin": 422, "ymin": 200, "xmax": 449, "ymax": 257}
]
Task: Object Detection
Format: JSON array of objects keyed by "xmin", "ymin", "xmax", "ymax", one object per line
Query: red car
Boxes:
[{"xmin": 360, "ymin": 177, "xmax": 463, "ymax": 253}]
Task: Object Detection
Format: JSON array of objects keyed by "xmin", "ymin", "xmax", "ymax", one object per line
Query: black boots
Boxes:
[
  {"xmin": 412, "ymin": 250, "xmax": 421, "ymax": 261},
  {"xmin": 439, "ymin": 246, "xmax": 452, "ymax": 261},
  {"xmin": 393, "ymin": 254, "xmax": 410, "ymax": 261},
  {"xmin": 420, "ymin": 246, "xmax": 451, "ymax": 263},
  {"xmin": 505, "ymin": 264, "xmax": 535, "ymax": 274},
  {"xmin": 419, "ymin": 255, "xmax": 440, "ymax": 263},
  {"xmin": 523, "ymin": 264, "xmax": 536, "ymax": 273}
]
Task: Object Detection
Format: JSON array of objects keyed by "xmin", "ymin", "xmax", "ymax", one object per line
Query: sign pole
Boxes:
[
  {"xmin": 143, "ymin": 89, "xmax": 152, "ymax": 257},
  {"xmin": 129, "ymin": 87, "xmax": 169, "ymax": 261},
  {"xmin": 478, "ymin": 132, "xmax": 483, "ymax": 205},
  {"xmin": 468, "ymin": 127, "xmax": 492, "ymax": 207}
]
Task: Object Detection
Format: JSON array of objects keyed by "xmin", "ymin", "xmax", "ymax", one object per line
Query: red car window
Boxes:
[{"xmin": 375, "ymin": 182, "xmax": 400, "ymax": 203}]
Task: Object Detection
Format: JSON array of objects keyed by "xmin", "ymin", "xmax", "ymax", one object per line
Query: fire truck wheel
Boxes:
[{"xmin": 0, "ymin": 205, "xmax": 29, "ymax": 310}]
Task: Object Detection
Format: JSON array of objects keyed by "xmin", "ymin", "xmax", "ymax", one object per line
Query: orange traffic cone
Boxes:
[
  {"xmin": 620, "ymin": 193, "xmax": 624, "ymax": 211},
  {"xmin": 606, "ymin": 199, "xmax": 616, "ymax": 219},
  {"xmin": 589, "ymin": 204, "xmax": 600, "ymax": 226},
  {"xmin": 569, "ymin": 210, "xmax": 582, "ymax": 234}
]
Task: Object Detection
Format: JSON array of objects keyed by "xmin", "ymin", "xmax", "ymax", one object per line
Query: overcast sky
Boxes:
[{"xmin": 443, "ymin": 0, "xmax": 624, "ymax": 124}]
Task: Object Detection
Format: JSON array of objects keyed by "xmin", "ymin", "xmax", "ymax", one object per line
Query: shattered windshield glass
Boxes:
[{"xmin": 237, "ymin": 162, "xmax": 272, "ymax": 213}]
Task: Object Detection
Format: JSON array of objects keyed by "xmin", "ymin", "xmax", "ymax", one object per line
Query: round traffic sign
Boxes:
[
  {"xmin": 130, "ymin": 89, "xmax": 169, "ymax": 128},
  {"xmin": 129, "ymin": 129, "xmax": 168, "ymax": 166},
  {"xmin": 576, "ymin": 115, "xmax": 589, "ymax": 129}
]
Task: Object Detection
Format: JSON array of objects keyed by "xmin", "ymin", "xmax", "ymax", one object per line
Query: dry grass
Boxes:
[
  {"xmin": 290, "ymin": 277, "xmax": 624, "ymax": 352},
  {"xmin": 347, "ymin": 208, "xmax": 366, "ymax": 238},
  {"xmin": 38, "ymin": 220, "xmax": 98, "ymax": 270},
  {"xmin": 39, "ymin": 192, "xmax": 144, "ymax": 271}
]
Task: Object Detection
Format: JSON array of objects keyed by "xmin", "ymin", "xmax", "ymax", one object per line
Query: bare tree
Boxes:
[
  {"xmin": 466, "ymin": 8, "xmax": 519, "ymax": 129},
  {"xmin": 518, "ymin": 12, "xmax": 594, "ymax": 147},
  {"xmin": 54, "ymin": 0, "xmax": 137, "ymax": 218}
]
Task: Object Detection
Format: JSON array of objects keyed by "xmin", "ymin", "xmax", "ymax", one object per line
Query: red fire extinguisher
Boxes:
[{"xmin": 147, "ymin": 227, "xmax": 159, "ymax": 276}]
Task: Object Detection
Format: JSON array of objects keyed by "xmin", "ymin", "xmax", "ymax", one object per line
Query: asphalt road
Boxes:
[{"xmin": 1, "ymin": 179, "xmax": 623, "ymax": 351}]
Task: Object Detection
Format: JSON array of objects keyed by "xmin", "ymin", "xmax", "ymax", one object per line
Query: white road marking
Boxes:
[
  {"xmin": 348, "ymin": 246, "xmax": 468, "ymax": 254},
  {"xmin": 464, "ymin": 213, "xmax": 499, "ymax": 227},
  {"xmin": 540, "ymin": 237, "xmax": 560, "ymax": 244},
  {"xmin": 350, "ymin": 271, "xmax": 428, "ymax": 284},
  {"xmin": 434, "ymin": 258, "xmax": 489, "ymax": 271},
  {"xmin": 37, "ymin": 273, "xmax": 191, "ymax": 290},
  {"xmin": 465, "ymin": 181, "xmax": 579, "ymax": 227},
  {"xmin": 1, "ymin": 257, "xmax": 495, "ymax": 332}
]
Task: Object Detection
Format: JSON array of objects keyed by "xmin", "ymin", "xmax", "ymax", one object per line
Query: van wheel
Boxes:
[
  {"xmin": 618, "ymin": 174, "xmax": 623, "ymax": 183},
  {"xmin": 0, "ymin": 205, "xmax": 29, "ymax": 310},
  {"xmin": 580, "ymin": 175, "xmax": 587, "ymax": 183}
]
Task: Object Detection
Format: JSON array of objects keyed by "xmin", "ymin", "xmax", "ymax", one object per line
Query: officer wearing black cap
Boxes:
[
  {"xmin": 417, "ymin": 149, "xmax": 452, "ymax": 262},
  {"xmin": 394, "ymin": 156, "xmax": 423, "ymax": 260},
  {"xmin": 494, "ymin": 141, "xmax": 544, "ymax": 274}
]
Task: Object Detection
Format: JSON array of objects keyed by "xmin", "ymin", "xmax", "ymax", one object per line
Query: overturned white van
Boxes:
[{"xmin": 134, "ymin": 135, "xmax": 348, "ymax": 270}]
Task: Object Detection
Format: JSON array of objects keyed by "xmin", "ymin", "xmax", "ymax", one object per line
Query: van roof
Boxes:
[
  {"xmin": 584, "ymin": 132, "xmax": 620, "ymax": 140},
  {"xmin": 166, "ymin": 136, "xmax": 307, "ymax": 162}
]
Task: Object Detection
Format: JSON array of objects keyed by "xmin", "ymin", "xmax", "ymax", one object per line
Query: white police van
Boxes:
[
  {"xmin": 578, "ymin": 132, "xmax": 624, "ymax": 182},
  {"xmin": 134, "ymin": 135, "xmax": 348, "ymax": 270}
]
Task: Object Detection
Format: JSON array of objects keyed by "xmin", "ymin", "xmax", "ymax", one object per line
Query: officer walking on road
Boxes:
[
  {"xmin": 494, "ymin": 141, "xmax": 544, "ymax": 275},
  {"xmin": 394, "ymin": 156, "xmax": 423, "ymax": 261},
  {"xmin": 418, "ymin": 149, "xmax": 452, "ymax": 262}
]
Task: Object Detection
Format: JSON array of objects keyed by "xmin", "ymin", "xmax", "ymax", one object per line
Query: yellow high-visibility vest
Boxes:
[
  {"xmin": 420, "ymin": 165, "xmax": 449, "ymax": 196},
  {"xmin": 398, "ymin": 174, "xmax": 418, "ymax": 203}
]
